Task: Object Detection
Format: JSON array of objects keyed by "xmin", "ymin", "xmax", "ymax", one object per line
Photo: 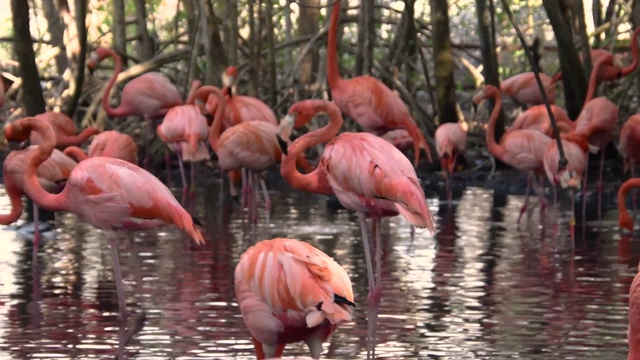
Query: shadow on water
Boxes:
[{"xmin": 0, "ymin": 171, "xmax": 635, "ymax": 359}]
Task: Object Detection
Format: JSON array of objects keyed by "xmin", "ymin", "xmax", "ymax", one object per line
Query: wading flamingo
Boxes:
[
  {"xmin": 87, "ymin": 47, "xmax": 183, "ymax": 168},
  {"xmin": 629, "ymin": 260, "xmax": 640, "ymax": 359},
  {"xmin": 507, "ymin": 104, "xmax": 576, "ymax": 137},
  {"xmin": 2, "ymin": 147, "xmax": 76, "ymax": 258},
  {"xmin": 542, "ymin": 132, "xmax": 589, "ymax": 238},
  {"xmin": 4, "ymin": 116, "xmax": 204, "ymax": 323},
  {"xmin": 30, "ymin": 111, "xmax": 101, "ymax": 149},
  {"xmin": 435, "ymin": 121, "xmax": 468, "ymax": 200},
  {"xmin": 501, "ymin": 72, "xmax": 557, "ymax": 108},
  {"xmin": 277, "ymin": 99, "xmax": 434, "ymax": 351},
  {"xmin": 619, "ymin": 178, "xmax": 640, "ymax": 232},
  {"xmin": 63, "ymin": 130, "xmax": 138, "ymax": 164},
  {"xmin": 235, "ymin": 238, "xmax": 355, "ymax": 359},
  {"xmin": 326, "ymin": 0, "xmax": 431, "ymax": 167},
  {"xmin": 620, "ymin": 115, "xmax": 640, "ymax": 211},
  {"xmin": 473, "ymin": 85, "xmax": 552, "ymax": 223}
]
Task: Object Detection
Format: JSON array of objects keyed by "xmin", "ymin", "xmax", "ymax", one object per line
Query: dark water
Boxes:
[{"xmin": 0, "ymin": 173, "xmax": 635, "ymax": 359}]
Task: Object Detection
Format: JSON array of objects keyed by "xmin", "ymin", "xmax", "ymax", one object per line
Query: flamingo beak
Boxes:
[
  {"xmin": 276, "ymin": 114, "xmax": 296, "ymax": 155},
  {"xmin": 276, "ymin": 134, "xmax": 288, "ymax": 155},
  {"xmin": 8, "ymin": 139, "xmax": 30, "ymax": 151}
]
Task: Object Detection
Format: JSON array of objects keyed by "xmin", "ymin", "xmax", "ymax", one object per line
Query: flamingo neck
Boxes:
[
  {"xmin": 63, "ymin": 146, "xmax": 88, "ymax": 162},
  {"xmin": 0, "ymin": 178, "xmax": 24, "ymax": 225},
  {"xmin": 195, "ymin": 86, "xmax": 225, "ymax": 153},
  {"xmin": 56, "ymin": 127, "xmax": 101, "ymax": 148},
  {"xmin": 20, "ymin": 119, "xmax": 69, "ymax": 212},
  {"xmin": 585, "ymin": 57, "xmax": 607, "ymax": 103},
  {"xmin": 484, "ymin": 88, "xmax": 505, "ymax": 160},
  {"xmin": 327, "ymin": 0, "xmax": 342, "ymax": 89},
  {"xmin": 101, "ymin": 49, "xmax": 129, "ymax": 117},
  {"xmin": 621, "ymin": 27, "xmax": 640, "ymax": 78},
  {"xmin": 618, "ymin": 179, "xmax": 640, "ymax": 230}
]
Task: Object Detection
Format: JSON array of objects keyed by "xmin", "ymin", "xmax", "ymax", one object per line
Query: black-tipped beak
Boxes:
[
  {"xmin": 334, "ymin": 294, "xmax": 356, "ymax": 308},
  {"xmin": 191, "ymin": 215, "xmax": 203, "ymax": 227},
  {"xmin": 8, "ymin": 139, "xmax": 29, "ymax": 151},
  {"xmin": 473, "ymin": 102, "xmax": 478, "ymax": 113},
  {"xmin": 276, "ymin": 134, "xmax": 288, "ymax": 155},
  {"xmin": 205, "ymin": 114, "xmax": 214, "ymax": 126}
]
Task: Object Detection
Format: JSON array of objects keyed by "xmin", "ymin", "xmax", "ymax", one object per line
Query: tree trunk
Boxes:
[
  {"xmin": 284, "ymin": 2, "xmax": 293, "ymax": 66},
  {"xmin": 247, "ymin": 0, "xmax": 257, "ymax": 96},
  {"xmin": 202, "ymin": 0, "xmax": 227, "ymax": 86},
  {"xmin": 429, "ymin": 0, "xmax": 458, "ymax": 123},
  {"xmin": 297, "ymin": 0, "xmax": 319, "ymax": 86},
  {"xmin": 543, "ymin": 0, "xmax": 587, "ymax": 118},
  {"xmin": 184, "ymin": 0, "xmax": 197, "ymax": 51},
  {"xmin": 112, "ymin": 0, "xmax": 127, "ymax": 66},
  {"xmin": 356, "ymin": 0, "xmax": 375, "ymax": 75},
  {"xmin": 573, "ymin": 0, "xmax": 592, "ymax": 79},
  {"xmin": 265, "ymin": 0, "xmax": 276, "ymax": 106},
  {"xmin": 388, "ymin": 0, "xmax": 412, "ymax": 74},
  {"xmin": 133, "ymin": 0, "xmax": 154, "ymax": 60},
  {"xmin": 42, "ymin": 0, "xmax": 68, "ymax": 74},
  {"xmin": 226, "ymin": 0, "xmax": 238, "ymax": 66},
  {"xmin": 64, "ymin": 0, "xmax": 87, "ymax": 118}
]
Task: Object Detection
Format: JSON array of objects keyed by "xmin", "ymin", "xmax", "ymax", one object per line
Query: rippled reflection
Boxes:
[{"xmin": 0, "ymin": 175, "xmax": 633, "ymax": 359}]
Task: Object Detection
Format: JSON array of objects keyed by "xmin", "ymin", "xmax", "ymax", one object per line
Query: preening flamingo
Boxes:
[
  {"xmin": 63, "ymin": 130, "xmax": 138, "ymax": 164},
  {"xmin": 30, "ymin": 111, "xmax": 101, "ymax": 149},
  {"xmin": 500, "ymin": 72, "xmax": 557, "ymax": 108},
  {"xmin": 326, "ymin": 0, "xmax": 431, "ymax": 167},
  {"xmin": 277, "ymin": 99, "xmax": 435, "ymax": 348},
  {"xmin": 88, "ymin": 47, "xmax": 183, "ymax": 168},
  {"xmin": 4, "ymin": 116, "xmax": 204, "ymax": 322},
  {"xmin": 2, "ymin": 147, "xmax": 76, "ymax": 257},
  {"xmin": 619, "ymin": 178, "xmax": 640, "ymax": 232},
  {"xmin": 508, "ymin": 104, "xmax": 576, "ymax": 137},
  {"xmin": 542, "ymin": 132, "xmax": 589, "ymax": 238},
  {"xmin": 234, "ymin": 238, "xmax": 355, "ymax": 359},
  {"xmin": 629, "ymin": 260, "xmax": 640, "ymax": 360},
  {"xmin": 473, "ymin": 85, "xmax": 552, "ymax": 223},
  {"xmin": 435, "ymin": 121, "xmax": 467, "ymax": 200}
]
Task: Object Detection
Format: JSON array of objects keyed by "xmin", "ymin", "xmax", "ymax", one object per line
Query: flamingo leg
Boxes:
[
  {"xmin": 259, "ymin": 179, "xmax": 271, "ymax": 226},
  {"xmin": 553, "ymin": 184, "xmax": 557, "ymax": 210},
  {"xmin": 32, "ymin": 204, "xmax": 40, "ymax": 265},
  {"xmin": 518, "ymin": 173, "xmax": 532, "ymax": 224},
  {"xmin": 251, "ymin": 337, "xmax": 267, "ymax": 360},
  {"xmin": 143, "ymin": 117, "xmax": 153, "ymax": 169},
  {"xmin": 357, "ymin": 213, "xmax": 375, "ymax": 293},
  {"xmin": 108, "ymin": 235, "xmax": 129, "ymax": 323},
  {"xmin": 177, "ymin": 153, "xmax": 188, "ymax": 203},
  {"xmin": 252, "ymin": 172, "xmax": 259, "ymax": 223},
  {"xmin": 165, "ymin": 151, "xmax": 172, "ymax": 187},
  {"xmin": 597, "ymin": 150, "xmax": 605, "ymax": 219},
  {"xmin": 241, "ymin": 168, "xmax": 250, "ymax": 209},
  {"xmin": 570, "ymin": 189, "xmax": 576, "ymax": 244},
  {"xmin": 582, "ymin": 155, "xmax": 590, "ymax": 224},
  {"xmin": 535, "ymin": 174, "xmax": 547, "ymax": 211}
]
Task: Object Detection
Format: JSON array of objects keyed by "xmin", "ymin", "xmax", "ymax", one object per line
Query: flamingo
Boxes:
[
  {"xmin": 500, "ymin": 72, "xmax": 557, "ymax": 108},
  {"xmin": 381, "ymin": 129, "xmax": 413, "ymax": 151},
  {"xmin": 2, "ymin": 147, "xmax": 76, "ymax": 257},
  {"xmin": 3, "ymin": 116, "xmax": 204, "ymax": 322},
  {"xmin": 234, "ymin": 238, "xmax": 355, "ymax": 359},
  {"xmin": 87, "ymin": 46, "xmax": 183, "ymax": 168},
  {"xmin": 473, "ymin": 85, "xmax": 552, "ymax": 223},
  {"xmin": 30, "ymin": 111, "xmax": 101, "ymax": 149},
  {"xmin": 326, "ymin": 0, "xmax": 431, "ymax": 167},
  {"xmin": 620, "ymin": 115, "xmax": 640, "ymax": 177},
  {"xmin": 277, "ymin": 99, "xmax": 435, "ymax": 350},
  {"xmin": 435, "ymin": 121, "xmax": 468, "ymax": 200},
  {"xmin": 507, "ymin": 104, "xmax": 576, "ymax": 137},
  {"xmin": 629, "ymin": 260, "xmax": 640, "ymax": 360},
  {"xmin": 542, "ymin": 132, "xmax": 589, "ymax": 238},
  {"xmin": 63, "ymin": 130, "xmax": 138, "ymax": 164},
  {"xmin": 619, "ymin": 178, "xmax": 640, "ymax": 232}
]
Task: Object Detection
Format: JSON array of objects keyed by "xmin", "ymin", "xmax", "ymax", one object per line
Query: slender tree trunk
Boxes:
[
  {"xmin": 356, "ymin": 0, "xmax": 375, "ymax": 75},
  {"xmin": 184, "ymin": 0, "xmax": 197, "ymax": 49},
  {"xmin": 112, "ymin": 0, "xmax": 127, "ymax": 66},
  {"xmin": 429, "ymin": 0, "xmax": 458, "ymax": 123},
  {"xmin": 389, "ymin": 0, "xmax": 411, "ymax": 73},
  {"xmin": 133, "ymin": 0, "xmax": 154, "ymax": 60},
  {"xmin": 202, "ymin": 0, "xmax": 227, "ymax": 86},
  {"xmin": 64, "ymin": 0, "xmax": 87, "ymax": 118},
  {"xmin": 543, "ymin": 0, "xmax": 587, "ymax": 118},
  {"xmin": 247, "ymin": 0, "xmax": 257, "ymax": 95},
  {"xmin": 297, "ymin": 0, "xmax": 319, "ymax": 86},
  {"xmin": 226, "ymin": 0, "xmax": 238, "ymax": 65},
  {"xmin": 284, "ymin": 2, "xmax": 293, "ymax": 66},
  {"xmin": 265, "ymin": 0, "xmax": 276, "ymax": 106},
  {"xmin": 573, "ymin": 0, "xmax": 592, "ymax": 80},
  {"xmin": 42, "ymin": 0, "xmax": 68, "ymax": 74}
]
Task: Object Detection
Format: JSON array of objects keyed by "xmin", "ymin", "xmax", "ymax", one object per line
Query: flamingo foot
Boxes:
[{"xmin": 517, "ymin": 204, "xmax": 528, "ymax": 225}]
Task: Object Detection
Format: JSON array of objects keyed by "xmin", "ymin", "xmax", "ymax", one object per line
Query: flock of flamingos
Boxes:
[{"xmin": 3, "ymin": 3, "xmax": 640, "ymax": 358}]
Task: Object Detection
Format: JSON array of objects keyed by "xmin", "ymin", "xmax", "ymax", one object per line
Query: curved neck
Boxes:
[
  {"xmin": 56, "ymin": 127, "xmax": 100, "ymax": 148},
  {"xmin": 17, "ymin": 118, "xmax": 69, "ymax": 212},
  {"xmin": 484, "ymin": 88, "xmax": 505, "ymax": 160},
  {"xmin": 585, "ymin": 57, "xmax": 606, "ymax": 103},
  {"xmin": 194, "ymin": 86, "xmax": 225, "ymax": 153},
  {"xmin": 281, "ymin": 102, "xmax": 342, "ymax": 195},
  {"xmin": 327, "ymin": 0, "xmax": 342, "ymax": 89},
  {"xmin": 0, "ymin": 178, "xmax": 24, "ymax": 225},
  {"xmin": 618, "ymin": 179, "xmax": 640, "ymax": 226},
  {"xmin": 63, "ymin": 146, "xmax": 88, "ymax": 162},
  {"xmin": 186, "ymin": 80, "xmax": 202, "ymax": 104},
  {"xmin": 101, "ymin": 49, "xmax": 128, "ymax": 117},
  {"xmin": 621, "ymin": 27, "xmax": 640, "ymax": 77}
]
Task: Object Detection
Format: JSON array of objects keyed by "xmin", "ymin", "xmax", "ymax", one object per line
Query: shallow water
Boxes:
[{"xmin": 0, "ymin": 174, "xmax": 635, "ymax": 359}]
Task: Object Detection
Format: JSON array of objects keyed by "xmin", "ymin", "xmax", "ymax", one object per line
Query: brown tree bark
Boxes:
[
  {"xmin": 202, "ymin": 0, "xmax": 227, "ymax": 86},
  {"xmin": 133, "ymin": 0, "xmax": 154, "ymax": 60},
  {"xmin": 247, "ymin": 0, "xmax": 257, "ymax": 95},
  {"xmin": 225, "ymin": 0, "xmax": 238, "ymax": 66},
  {"xmin": 429, "ymin": 0, "xmax": 458, "ymax": 123},
  {"xmin": 112, "ymin": 0, "xmax": 127, "ymax": 66},
  {"xmin": 297, "ymin": 0, "xmax": 319, "ymax": 86},
  {"xmin": 64, "ymin": 0, "xmax": 87, "ymax": 118},
  {"xmin": 265, "ymin": 0, "xmax": 276, "ymax": 106},
  {"xmin": 42, "ymin": 0, "xmax": 68, "ymax": 74},
  {"xmin": 356, "ymin": 0, "xmax": 375, "ymax": 75}
]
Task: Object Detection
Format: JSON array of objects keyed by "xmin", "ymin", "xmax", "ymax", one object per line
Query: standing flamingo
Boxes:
[
  {"xmin": 30, "ymin": 111, "xmax": 101, "ymax": 149},
  {"xmin": 277, "ymin": 99, "xmax": 434, "ymax": 352},
  {"xmin": 619, "ymin": 178, "xmax": 640, "ymax": 232},
  {"xmin": 473, "ymin": 85, "xmax": 552, "ymax": 223},
  {"xmin": 507, "ymin": 104, "xmax": 576, "ymax": 137},
  {"xmin": 88, "ymin": 47, "xmax": 183, "ymax": 168},
  {"xmin": 2, "ymin": 147, "xmax": 77, "ymax": 258},
  {"xmin": 435, "ymin": 121, "xmax": 467, "ymax": 200},
  {"xmin": 63, "ymin": 130, "xmax": 138, "ymax": 164},
  {"xmin": 326, "ymin": 0, "xmax": 431, "ymax": 167},
  {"xmin": 4, "ymin": 116, "xmax": 204, "ymax": 323},
  {"xmin": 542, "ymin": 132, "xmax": 589, "ymax": 238},
  {"xmin": 501, "ymin": 72, "xmax": 557, "ymax": 108},
  {"xmin": 620, "ymin": 115, "xmax": 640, "ymax": 177},
  {"xmin": 629, "ymin": 260, "xmax": 640, "ymax": 360},
  {"xmin": 235, "ymin": 238, "xmax": 355, "ymax": 359}
]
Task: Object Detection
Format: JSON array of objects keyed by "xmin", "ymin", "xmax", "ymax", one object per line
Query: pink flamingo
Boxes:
[
  {"xmin": 326, "ymin": 0, "xmax": 431, "ymax": 167},
  {"xmin": 2, "ymin": 147, "xmax": 76, "ymax": 258},
  {"xmin": 88, "ymin": 47, "xmax": 183, "ymax": 168},
  {"xmin": 629, "ymin": 259, "xmax": 640, "ymax": 359},
  {"xmin": 63, "ymin": 130, "xmax": 138, "ymax": 164},
  {"xmin": 277, "ymin": 99, "xmax": 434, "ymax": 351},
  {"xmin": 501, "ymin": 72, "xmax": 557, "ymax": 108},
  {"xmin": 4, "ymin": 116, "xmax": 204, "ymax": 322},
  {"xmin": 473, "ymin": 85, "xmax": 552, "ymax": 223},
  {"xmin": 507, "ymin": 104, "xmax": 576, "ymax": 137},
  {"xmin": 620, "ymin": 115, "xmax": 640, "ymax": 211},
  {"xmin": 381, "ymin": 129, "xmax": 413, "ymax": 151},
  {"xmin": 30, "ymin": 111, "xmax": 101, "ymax": 149},
  {"xmin": 542, "ymin": 132, "xmax": 589, "ymax": 238},
  {"xmin": 619, "ymin": 178, "xmax": 640, "ymax": 232},
  {"xmin": 435, "ymin": 121, "xmax": 468, "ymax": 200},
  {"xmin": 235, "ymin": 238, "xmax": 355, "ymax": 359}
]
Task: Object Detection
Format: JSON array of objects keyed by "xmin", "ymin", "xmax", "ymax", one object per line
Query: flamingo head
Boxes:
[
  {"xmin": 223, "ymin": 66, "xmax": 238, "ymax": 87},
  {"xmin": 620, "ymin": 211, "xmax": 634, "ymax": 232},
  {"xmin": 472, "ymin": 85, "xmax": 500, "ymax": 110},
  {"xmin": 87, "ymin": 47, "xmax": 111, "ymax": 72}
]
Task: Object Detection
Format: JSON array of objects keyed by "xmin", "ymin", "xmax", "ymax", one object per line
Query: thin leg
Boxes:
[
  {"xmin": 582, "ymin": 156, "xmax": 589, "ymax": 224},
  {"xmin": 241, "ymin": 168, "xmax": 249, "ymax": 209},
  {"xmin": 144, "ymin": 118, "xmax": 154, "ymax": 169},
  {"xmin": 108, "ymin": 235, "xmax": 129, "ymax": 322},
  {"xmin": 259, "ymin": 179, "xmax": 271, "ymax": 226},
  {"xmin": 177, "ymin": 154, "xmax": 188, "ymax": 204},
  {"xmin": 165, "ymin": 151, "xmax": 172, "ymax": 187},
  {"xmin": 357, "ymin": 213, "xmax": 375, "ymax": 292},
  {"xmin": 553, "ymin": 184, "xmax": 557, "ymax": 210},
  {"xmin": 597, "ymin": 150, "xmax": 605, "ymax": 219},
  {"xmin": 518, "ymin": 173, "xmax": 532, "ymax": 225},
  {"xmin": 252, "ymin": 172, "xmax": 259, "ymax": 223},
  {"xmin": 32, "ymin": 205, "xmax": 40, "ymax": 265},
  {"xmin": 570, "ymin": 189, "xmax": 576, "ymax": 245}
]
